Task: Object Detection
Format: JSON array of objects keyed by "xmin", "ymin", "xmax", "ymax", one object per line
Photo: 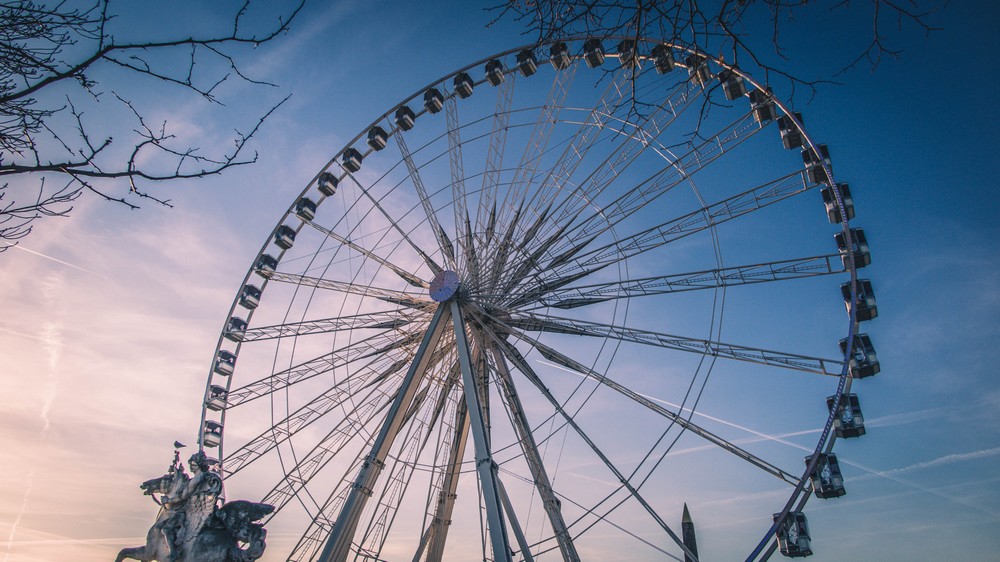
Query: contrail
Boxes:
[
  {"xmin": 537, "ymin": 359, "xmax": 1000, "ymax": 518},
  {"xmin": 538, "ymin": 359, "xmax": 812, "ymax": 452},
  {"xmin": 3, "ymin": 274, "xmax": 64, "ymax": 561},
  {"xmin": 13, "ymin": 245, "xmax": 104, "ymax": 278}
]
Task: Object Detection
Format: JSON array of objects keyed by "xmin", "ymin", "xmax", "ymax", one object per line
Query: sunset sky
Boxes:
[{"xmin": 1, "ymin": 1, "xmax": 998, "ymax": 561}]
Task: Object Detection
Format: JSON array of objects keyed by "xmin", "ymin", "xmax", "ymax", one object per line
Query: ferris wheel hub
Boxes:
[{"xmin": 429, "ymin": 270, "xmax": 461, "ymax": 302}]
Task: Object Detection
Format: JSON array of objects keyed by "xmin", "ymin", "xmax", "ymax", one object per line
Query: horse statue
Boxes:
[{"xmin": 116, "ymin": 449, "xmax": 273, "ymax": 562}]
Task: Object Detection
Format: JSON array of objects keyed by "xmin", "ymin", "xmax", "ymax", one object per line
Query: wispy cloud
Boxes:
[
  {"xmin": 856, "ymin": 447, "xmax": 1000, "ymax": 480},
  {"xmin": 3, "ymin": 273, "xmax": 64, "ymax": 562}
]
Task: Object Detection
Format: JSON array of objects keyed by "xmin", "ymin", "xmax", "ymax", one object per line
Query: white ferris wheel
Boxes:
[{"xmin": 197, "ymin": 37, "xmax": 879, "ymax": 562}]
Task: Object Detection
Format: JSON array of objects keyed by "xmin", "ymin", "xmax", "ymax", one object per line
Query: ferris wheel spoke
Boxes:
[
  {"xmin": 510, "ymin": 112, "xmax": 772, "ymax": 296},
  {"xmin": 240, "ymin": 309, "xmax": 425, "ymax": 342},
  {"xmin": 224, "ymin": 355, "xmax": 411, "ymax": 476},
  {"xmin": 260, "ymin": 344, "xmax": 456, "ymax": 523},
  {"xmin": 285, "ymin": 455, "xmax": 369, "ymax": 562},
  {"xmin": 500, "ymin": 310, "xmax": 842, "ymax": 376},
  {"xmin": 342, "ymin": 171, "xmax": 444, "ymax": 275},
  {"xmin": 266, "ymin": 271, "xmax": 430, "ymax": 307},
  {"xmin": 494, "ymin": 466, "xmax": 678, "ymax": 559},
  {"xmin": 395, "ymin": 131, "xmax": 457, "ymax": 267},
  {"xmin": 515, "ymin": 68, "xmax": 631, "ymax": 225},
  {"xmin": 226, "ymin": 330, "xmax": 422, "ymax": 407},
  {"xmin": 504, "ymin": 254, "xmax": 845, "ymax": 310},
  {"xmin": 491, "ymin": 71, "xmax": 632, "ymax": 280},
  {"xmin": 474, "ymin": 73, "xmax": 515, "ymax": 241},
  {"xmin": 570, "ymin": 110, "xmax": 765, "ymax": 242},
  {"xmin": 503, "ymin": 332, "xmax": 800, "ymax": 486},
  {"xmin": 543, "ymin": 169, "xmax": 813, "ymax": 283},
  {"xmin": 484, "ymin": 329, "xmax": 698, "ymax": 561},
  {"xmin": 444, "ymin": 95, "xmax": 472, "ymax": 266},
  {"xmin": 489, "ymin": 65, "xmax": 577, "ymax": 253},
  {"xmin": 304, "ymin": 218, "xmax": 430, "ymax": 289},
  {"xmin": 531, "ymin": 110, "xmax": 764, "ymax": 280},
  {"xmin": 486, "ymin": 343, "xmax": 581, "ymax": 562},
  {"xmin": 261, "ymin": 390, "xmax": 394, "ymax": 520},
  {"xmin": 538, "ymin": 75, "xmax": 706, "ymax": 243}
]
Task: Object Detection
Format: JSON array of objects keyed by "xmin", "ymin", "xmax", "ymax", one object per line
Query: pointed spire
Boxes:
[{"xmin": 682, "ymin": 503, "xmax": 698, "ymax": 562}]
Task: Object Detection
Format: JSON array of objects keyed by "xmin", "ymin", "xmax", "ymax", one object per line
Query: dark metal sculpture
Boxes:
[{"xmin": 116, "ymin": 448, "xmax": 273, "ymax": 562}]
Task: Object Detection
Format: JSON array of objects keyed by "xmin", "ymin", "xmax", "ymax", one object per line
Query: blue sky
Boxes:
[{"xmin": 1, "ymin": 1, "xmax": 998, "ymax": 561}]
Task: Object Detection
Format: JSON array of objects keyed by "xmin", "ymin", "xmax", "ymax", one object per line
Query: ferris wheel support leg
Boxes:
[
  {"xmin": 496, "ymin": 476, "xmax": 536, "ymax": 562},
  {"xmin": 450, "ymin": 299, "xmax": 513, "ymax": 562},
  {"xmin": 422, "ymin": 401, "xmax": 471, "ymax": 562},
  {"xmin": 317, "ymin": 304, "xmax": 451, "ymax": 562}
]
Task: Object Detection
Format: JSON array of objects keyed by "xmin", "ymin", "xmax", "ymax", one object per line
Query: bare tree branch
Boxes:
[
  {"xmin": 490, "ymin": 0, "xmax": 941, "ymax": 96},
  {"xmin": 0, "ymin": 0, "xmax": 304, "ymax": 251}
]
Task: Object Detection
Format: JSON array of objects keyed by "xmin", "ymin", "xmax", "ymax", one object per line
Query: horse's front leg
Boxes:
[{"xmin": 115, "ymin": 546, "xmax": 148, "ymax": 562}]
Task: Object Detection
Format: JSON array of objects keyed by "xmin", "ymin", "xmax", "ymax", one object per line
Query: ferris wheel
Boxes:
[{"xmin": 197, "ymin": 37, "xmax": 879, "ymax": 562}]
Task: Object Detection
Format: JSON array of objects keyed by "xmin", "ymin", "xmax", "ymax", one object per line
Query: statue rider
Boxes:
[{"xmin": 154, "ymin": 451, "xmax": 217, "ymax": 562}]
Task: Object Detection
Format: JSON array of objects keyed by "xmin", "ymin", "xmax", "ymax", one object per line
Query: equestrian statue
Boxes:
[{"xmin": 116, "ymin": 445, "xmax": 273, "ymax": 562}]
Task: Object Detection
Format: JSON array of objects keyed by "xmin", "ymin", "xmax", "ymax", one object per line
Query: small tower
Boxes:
[{"xmin": 682, "ymin": 503, "xmax": 699, "ymax": 562}]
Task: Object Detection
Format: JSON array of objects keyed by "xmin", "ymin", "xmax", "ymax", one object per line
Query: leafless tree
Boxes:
[
  {"xmin": 0, "ymin": 0, "xmax": 303, "ymax": 250},
  {"xmin": 492, "ymin": 0, "xmax": 939, "ymax": 94}
]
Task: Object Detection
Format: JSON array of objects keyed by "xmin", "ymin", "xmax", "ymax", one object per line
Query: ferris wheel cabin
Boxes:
[
  {"xmin": 516, "ymin": 49, "xmax": 538, "ymax": 76},
  {"xmin": 840, "ymin": 333, "xmax": 880, "ymax": 378},
  {"xmin": 778, "ymin": 113, "xmax": 805, "ymax": 149},
  {"xmin": 583, "ymin": 38, "xmax": 605, "ymax": 68},
  {"xmin": 206, "ymin": 385, "xmax": 228, "ymax": 412},
  {"xmin": 224, "ymin": 316, "xmax": 247, "ymax": 343},
  {"xmin": 748, "ymin": 88, "xmax": 777, "ymax": 123},
  {"xmin": 685, "ymin": 53, "xmax": 710, "ymax": 87},
  {"xmin": 651, "ymin": 44, "xmax": 675, "ymax": 74},
  {"xmin": 295, "ymin": 197, "xmax": 317, "ymax": 221},
  {"xmin": 773, "ymin": 512, "xmax": 813, "ymax": 557},
  {"xmin": 213, "ymin": 350, "xmax": 236, "ymax": 377},
  {"xmin": 802, "ymin": 144, "xmax": 832, "ymax": 185},
  {"xmin": 202, "ymin": 420, "xmax": 223, "ymax": 448},
  {"xmin": 841, "ymin": 279, "xmax": 878, "ymax": 321},
  {"xmin": 342, "ymin": 148, "xmax": 363, "ymax": 173},
  {"xmin": 821, "ymin": 183, "xmax": 855, "ymax": 224},
  {"xmin": 485, "ymin": 59, "xmax": 505, "ymax": 85},
  {"xmin": 367, "ymin": 126, "xmax": 388, "ymax": 151},
  {"xmin": 424, "ymin": 87, "xmax": 444, "ymax": 113},
  {"xmin": 617, "ymin": 40, "xmax": 637, "ymax": 68},
  {"xmin": 828, "ymin": 393, "xmax": 866, "ymax": 438},
  {"xmin": 835, "ymin": 228, "xmax": 871, "ymax": 269},
  {"xmin": 255, "ymin": 253, "xmax": 278, "ymax": 279},
  {"xmin": 549, "ymin": 42, "xmax": 571, "ymax": 70},
  {"xmin": 273, "ymin": 225, "xmax": 296, "ymax": 250},
  {"xmin": 454, "ymin": 72, "xmax": 474, "ymax": 98},
  {"xmin": 239, "ymin": 284, "xmax": 262, "ymax": 310},
  {"xmin": 718, "ymin": 68, "xmax": 746, "ymax": 100},
  {"xmin": 807, "ymin": 453, "xmax": 846, "ymax": 498},
  {"xmin": 395, "ymin": 105, "xmax": 416, "ymax": 131},
  {"xmin": 317, "ymin": 172, "xmax": 339, "ymax": 196}
]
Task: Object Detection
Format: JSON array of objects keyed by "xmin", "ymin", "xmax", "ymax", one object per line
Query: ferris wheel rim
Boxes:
[{"xmin": 198, "ymin": 36, "xmax": 872, "ymax": 562}]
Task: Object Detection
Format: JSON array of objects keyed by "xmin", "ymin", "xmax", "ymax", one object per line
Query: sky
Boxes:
[{"xmin": 1, "ymin": 1, "xmax": 999, "ymax": 561}]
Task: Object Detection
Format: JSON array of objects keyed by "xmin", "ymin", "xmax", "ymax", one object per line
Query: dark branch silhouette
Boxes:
[
  {"xmin": 490, "ymin": 0, "xmax": 939, "ymax": 95},
  {"xmin": 0, "ymin": 0, "xmax": 304, "ymax": 250}
]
